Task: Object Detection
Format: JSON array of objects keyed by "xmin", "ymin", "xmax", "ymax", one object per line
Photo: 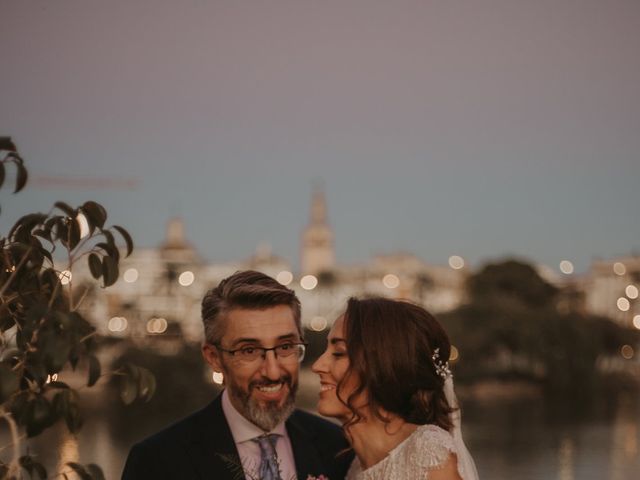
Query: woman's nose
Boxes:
[{"xmin": 311, "ymin": 350, "xmax": 328, "ymax": 373}]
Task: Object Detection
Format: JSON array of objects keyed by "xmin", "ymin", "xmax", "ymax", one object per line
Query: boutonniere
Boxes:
[{"xmin": 306, "ymin": 475, "xmax": 329, "ymax": 480}]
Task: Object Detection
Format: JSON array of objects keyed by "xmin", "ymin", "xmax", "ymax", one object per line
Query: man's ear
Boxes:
[{"xmin": 202, "ymin": 343, "xmax": 223, "ymax": 372}]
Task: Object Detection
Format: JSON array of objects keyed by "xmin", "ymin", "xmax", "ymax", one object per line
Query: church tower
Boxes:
[{"xmin": 301, "ymin": 187, "xmax": 335, "ymax": 275}]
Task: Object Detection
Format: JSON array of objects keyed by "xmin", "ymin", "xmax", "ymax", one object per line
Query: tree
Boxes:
[
  {"xmin": 441, "ymin": 258, "xmax": 636, "ymax": 393},
  {"xmin": 0, "ymin": 138, "xmax": 154, "ymax": 480}
]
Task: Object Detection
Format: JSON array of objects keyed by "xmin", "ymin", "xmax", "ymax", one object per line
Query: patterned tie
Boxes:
[{"xmin": 252, "ymin": 434, "xmax": 283, "ymax": 480}]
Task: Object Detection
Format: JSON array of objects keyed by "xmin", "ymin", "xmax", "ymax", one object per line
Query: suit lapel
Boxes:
[
  {"xmin": 286, "ymin": 413, "xmax": 324, "ymax": 480},
  {"xmin": 185, "ymin": 395, "xmax": 244, "ymax": 480}
]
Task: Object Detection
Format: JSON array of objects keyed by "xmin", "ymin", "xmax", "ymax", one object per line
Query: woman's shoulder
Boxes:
[
  {"xmin": 404, "ymin": 424, "xmax": 457, "ymax": 469},
  {"xmin": 346, "ymin": 424, "xmax": 458, "ymax": 480}
]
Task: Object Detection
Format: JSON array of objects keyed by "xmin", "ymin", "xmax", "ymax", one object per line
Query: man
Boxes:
[{"xmin": 122, "ymin": 270, "xmax": 352, "ymax": 479}]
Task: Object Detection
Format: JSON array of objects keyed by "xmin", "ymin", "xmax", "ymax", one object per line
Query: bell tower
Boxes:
[{"xmin": 301, "ymin": 187, "xmax": 335, "ymax": 275}]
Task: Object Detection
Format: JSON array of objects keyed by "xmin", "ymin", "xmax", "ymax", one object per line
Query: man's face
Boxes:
[{"xmin": 202, "ymin": 305, "xmax": 301, "ymax": 431}]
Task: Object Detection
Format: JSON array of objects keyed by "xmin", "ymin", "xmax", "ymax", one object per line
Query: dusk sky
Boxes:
[{"xmin": 2, "ymin": 0, "xmax": 639, "ymax": 273}]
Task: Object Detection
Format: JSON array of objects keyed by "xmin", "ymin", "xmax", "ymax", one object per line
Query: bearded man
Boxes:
[{"xmin": 122, "ymin": 270, "xmax": 351, "ymax": 480}]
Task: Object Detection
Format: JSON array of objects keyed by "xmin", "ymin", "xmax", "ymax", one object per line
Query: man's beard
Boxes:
[{"xmin": 226, "ymin": 374, "xmax": 298, "ymax": 432}]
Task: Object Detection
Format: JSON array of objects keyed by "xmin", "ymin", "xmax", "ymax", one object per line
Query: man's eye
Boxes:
[
  {"xmin": 278, "ymin": 343, "xmax": 294, "ymax": 351},
  {"xmin": 240, "ymin": 347, "xmax": 256, "ymax": 355}
]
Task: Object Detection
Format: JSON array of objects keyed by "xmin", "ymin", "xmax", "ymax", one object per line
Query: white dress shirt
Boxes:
[{"xmin": 221, "ymin": 389, "xmax": 297, "ymax": 480}]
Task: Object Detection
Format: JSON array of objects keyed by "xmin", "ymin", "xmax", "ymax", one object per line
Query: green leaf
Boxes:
[
  {"xmin": 54, "ymin": 201, "xmax": 76, "ymax": 218},
  {"xmin": 86, "ymin": 464, "xmax": 106, "ymax": 480},
  {"xmin": 8, "ymin": 212, "xmax": 48, "ymax": 239},
  {"xmin": 14, "ymin": 161, "xmax": 28, "ymax": 192},
  {"xmin": 52, "ymin": 389, "xmax": 69, "ymax": 417},
  {"xmin": 19, "ymin": 455, "xmax": 47, "ymax": 480},
  {"xmin": 55, "ymin": 218, "xmax": 68, "ymax": 245},
  {"xmin": 47, "ymin": 381, "xmax": 70, "ymax": 389},
  {"xmin": 112, "ymin": 225, "xmax": 134, "ymax": 257},
  {"xmin": 81, "ymin": 201, "xmax": 107, "ymax": 230},
  {"xmin": 0, "ymin": 136, "xmax": 17, "ymax": 150},
  {"xmin": 102, "ymin": 256, "xmax": 119, "ymax": 287},
  {"xmin": 39, "ymin": 327, "xmax": 72, "ymax": 373},
  {"xmin": 38, "ymin": 246, "xmax": 53, "ymax": 265},
  {"xmin": 101, "ymin": 230, "xmax": 120, "ymax": 262},
  {"xmin": 120, "ymin": 368, "xmax": 139, "ymax": 405},
  {"xmin": 61, "ymin": 389, "xmax": 83, "ymax": 433},
  {"xmin": 88, "ymin": 253, "xmax": 102, "ymax": 279},
  {"xmin": 137, "ymin": 366, "xmax": 157, "ymax": 402},
  {"xmin": 33, "ymin": 228, "xmax": 53, "ymax": 243},
  {"xmin": 66, "ymin": 462, "xmax": 92, "ymax": 480},
  {"xmin": 0, "ymin": 362, "xmax": 19, "ymax": 403},
  {"xmin": 68, "ymin": 215, "xmax": 81, "ymax": 250},
  {"xmin": 26, "ymin": 396, "xmax": 54, "ymax": 437},
  {"xmin": 33, "ymin": 461, "xmax": 47, "ymax": 480},
  {"xmin": 88, "ymin": 355, "xmax": 101, "ymax": 387}
]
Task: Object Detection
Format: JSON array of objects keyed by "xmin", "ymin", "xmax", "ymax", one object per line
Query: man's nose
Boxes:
[{"xmin": 260, "ymin": 350, "xmax": 282, "ymax": 380}]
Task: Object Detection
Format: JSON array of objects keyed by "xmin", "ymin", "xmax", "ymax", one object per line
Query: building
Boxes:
[
  {"xmin": 584, "ymin": 256, "xmax": 640, "ymax": 327},
  {"xmin": 78, "ymin": 189, "xmax": 470, "ymax": 344}
]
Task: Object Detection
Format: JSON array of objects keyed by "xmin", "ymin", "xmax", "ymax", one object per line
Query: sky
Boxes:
[{"xmin": 1, "ymin": 0, "xmax": 639, "ymax": 274}]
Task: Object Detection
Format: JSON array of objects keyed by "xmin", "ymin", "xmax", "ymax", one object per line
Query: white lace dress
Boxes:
[{"xmin": 346, "ymin": 424, "xmax": 464, "ymax": 480}]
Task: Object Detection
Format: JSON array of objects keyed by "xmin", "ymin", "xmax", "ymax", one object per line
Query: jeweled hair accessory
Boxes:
[{"xmin": 431, "ymin": 348, "xmax": 452, "ymax": 379}]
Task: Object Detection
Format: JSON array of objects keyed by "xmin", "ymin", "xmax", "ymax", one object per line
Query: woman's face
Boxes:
[{"xmin": 311, "ymin": 315, "xmax": 362, "ymax": 422}]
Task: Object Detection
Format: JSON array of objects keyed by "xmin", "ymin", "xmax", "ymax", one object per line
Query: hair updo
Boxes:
[{"xmin": 339, "ymin": 297, "xmax": 454, "ymax": 431}]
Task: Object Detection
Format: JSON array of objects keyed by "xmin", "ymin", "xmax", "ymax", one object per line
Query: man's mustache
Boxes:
[{"xmin": 249, "ymin": 375, "xmax": 293, "ymax": 390}]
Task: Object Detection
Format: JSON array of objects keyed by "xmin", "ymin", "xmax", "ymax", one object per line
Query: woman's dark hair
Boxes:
[{"xmin": 339, "ymin": 296, "xmax": 454, "ymax": 431}]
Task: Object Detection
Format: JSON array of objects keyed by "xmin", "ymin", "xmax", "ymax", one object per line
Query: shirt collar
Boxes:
[{"xmin": 221, "ymin": 389, "xmax": 288, "ymax": 444}]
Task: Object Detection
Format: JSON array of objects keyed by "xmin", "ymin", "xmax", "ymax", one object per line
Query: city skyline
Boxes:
[{"xmin": 1, "ymin": 0, "xmax": 639, "ymax": 273}]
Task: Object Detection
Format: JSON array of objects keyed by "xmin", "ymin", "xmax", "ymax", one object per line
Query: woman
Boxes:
[{"xmin": 312, "ymin": 297, "xmax": 478, "ymax": 480}]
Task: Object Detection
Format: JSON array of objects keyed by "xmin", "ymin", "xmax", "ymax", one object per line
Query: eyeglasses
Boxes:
[{"xmin": 215, "ymin": 342, "xmax": 307, "ymax": 363}]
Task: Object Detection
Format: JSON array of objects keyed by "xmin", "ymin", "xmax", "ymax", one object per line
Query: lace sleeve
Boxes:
[
  {"xmin": 409, "ymin": 425, "xmax": 457, "ymax": 471},
  {"xmin": 346, "ymin": 425, "xmax": 459, "ymax": 480}
]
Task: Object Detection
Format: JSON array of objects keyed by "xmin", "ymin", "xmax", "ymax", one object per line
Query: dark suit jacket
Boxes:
[{"xmin": 122, "ymin": 395, "xmax": 353, "ymax": 480}]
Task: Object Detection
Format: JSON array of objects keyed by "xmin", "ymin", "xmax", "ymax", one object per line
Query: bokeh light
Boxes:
[
  {"xmin": 559, "ymin": 260, "xmax": 574, "ymax": 274},
  {"xmin": 108, "ymin": 316, "xmax": 128, "ymax": 332},
  {"xmin": 633, "ymin": 315, "xmax": 640, "ymax": 330},
  {"xmin": 123, "ymin": 268, "xmax": 139, "ymax": 283},
  {"xmin": 613, "ymin": 262, "xmax": 626, "ymax": 276},
  {"xmin": 58, "ymin": 270, "xmax": 72, "ymax": 285},
  {"xmin": 276, "ymin": 270, "xmax": 293, "ymax": 286},
  {"xmin": 625, "ymin": 285, "xmax": 638, "ymax": 299},
  {"xmin": 310, "ymin": 316, "xmax": 328, "ymax": 331},
  {"xmin": 448, "ymin": 256, "xmax": 465, "ymax": 270},
  {"xmin": 178, "ymin": 271, "xmax": 195, "ymax": 286},
  {"xmin": 450, "ymin": 345, "xmax": 459, "ymax": 362},
  {"xmin": 621, "ymin": 345, "xmax": 634, "ymax": 360},
  {"xmin": 147, "ymin": 317, "xmax": 168, "ymax": 334},
  {"xmin": 212, "ymin": 372, "xmax": 224, "ymax": 384},
  {"xmin": 382, "ymin": 274, "xmax": 400, "ymax": 289},
  {"xmin": 617, "ymin": 297, "xmax": 630, "ymax": 312},
  {"xmin": 300, "ymin": 275, "xmax": 318, "ymax": 290}
]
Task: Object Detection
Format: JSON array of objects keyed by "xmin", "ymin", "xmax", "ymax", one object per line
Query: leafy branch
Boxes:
[{"xmin": 0, "ymin": 137, "xmax": 154, "ymax": 480}]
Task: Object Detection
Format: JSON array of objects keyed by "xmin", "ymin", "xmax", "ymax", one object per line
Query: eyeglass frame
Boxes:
[{"xmin": 213, "ymin": 341, "xmax": 308, "ymax": 363}]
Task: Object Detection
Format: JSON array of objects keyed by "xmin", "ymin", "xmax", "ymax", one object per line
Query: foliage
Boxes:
[
  {"xmin": 441, "ymin": 258, "xmax": 636, "ymax": 393},
  {"xmin": 0, "ymin": 138, "xmax": 154, "ymax": 479},
  {"xmin": 466, "ymin": 259, "xmax": 558, "ymax": 309},
  {"xmin": 105, "ymin": 343, "xmax": 218, "ymax": 440}
]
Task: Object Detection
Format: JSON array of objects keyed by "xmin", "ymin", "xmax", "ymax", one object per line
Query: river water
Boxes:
[{"xmin": 6, "ymin": 373, "xmax": 640, "ymax": 479}]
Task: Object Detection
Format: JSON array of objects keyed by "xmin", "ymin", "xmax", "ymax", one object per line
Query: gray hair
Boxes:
[{"xmin": 201, "ymin": 270, "xmax": 302, "ymax": 344}]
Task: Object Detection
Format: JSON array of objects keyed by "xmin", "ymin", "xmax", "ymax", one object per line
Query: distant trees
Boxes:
[
  {"xmin": 0, "ymin": 138, "xmax": 153, "ymax": 480},
  {"xmin": 441, "ymin": 259, "xmax": 635, "ymax": 393}
]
